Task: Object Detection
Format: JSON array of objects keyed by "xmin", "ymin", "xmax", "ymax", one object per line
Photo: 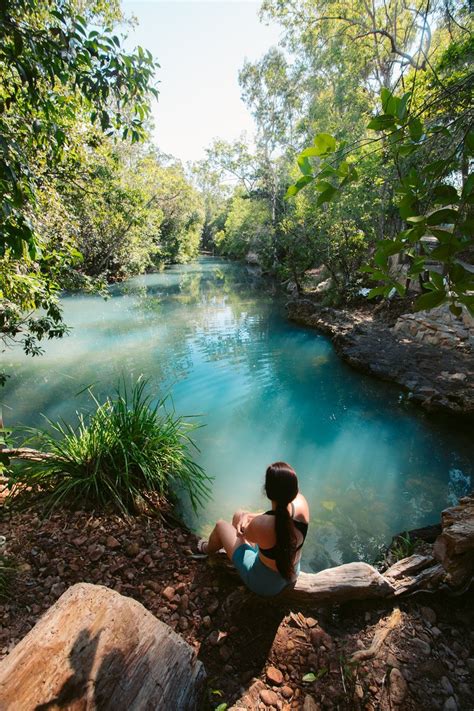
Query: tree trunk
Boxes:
[{"xmin": 0, "ymin": 583, "xmax": 206, "ymax": 711}]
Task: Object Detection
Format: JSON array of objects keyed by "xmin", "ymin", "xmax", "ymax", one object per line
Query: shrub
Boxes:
[{"xmin": 8, "ymin": 380, "xmax": 212, "ymax": 514}]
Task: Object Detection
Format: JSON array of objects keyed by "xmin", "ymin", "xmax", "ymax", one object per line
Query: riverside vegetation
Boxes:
[
  {"xmin": 2, "ymin": 0, "xmax": 472, "ymax": 385},
  {"xmin": 1, "ymin": 1, "xmax": 473, "ymax": 709},
  {"xmin": 3, "ymin": 380, "xmax": 212, "ymax": 515}
]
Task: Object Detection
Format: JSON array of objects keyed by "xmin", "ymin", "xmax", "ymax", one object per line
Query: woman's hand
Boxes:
[{"xmin": 232, "ymin": 510, "xmax": 260, "ymax": 537}]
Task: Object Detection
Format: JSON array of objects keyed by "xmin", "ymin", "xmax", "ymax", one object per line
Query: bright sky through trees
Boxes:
[{"xmin": 122, "ymin": 1, "xmax": 281, "ymax": 161}]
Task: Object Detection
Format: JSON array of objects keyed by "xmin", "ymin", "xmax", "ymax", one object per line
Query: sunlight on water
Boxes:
[{"xmin": 3, "ymin": 258, "xmax": 472, "ymax": 571}]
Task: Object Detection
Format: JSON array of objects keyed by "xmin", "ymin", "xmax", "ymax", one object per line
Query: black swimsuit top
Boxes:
[{"xmin": 259, "ymin": 504, "xmax": 309, "ymax": 560}]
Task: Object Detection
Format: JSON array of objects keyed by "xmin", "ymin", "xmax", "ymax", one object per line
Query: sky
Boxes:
[{"xmin": 122, "ymin": 1, "xmax": 282, "ymax": 162}]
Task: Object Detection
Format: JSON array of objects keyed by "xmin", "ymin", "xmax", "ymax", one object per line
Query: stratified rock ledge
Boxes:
[{"xmin": 287, "ymin": 299, "xmax": 474, "ymax": 416}]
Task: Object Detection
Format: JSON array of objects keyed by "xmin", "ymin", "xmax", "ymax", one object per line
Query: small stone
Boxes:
[
  {"xmin": 451, "ymin": 641, "xmax": 465, "ymax": 656},
  {"xmin": 466, "ymin": 658, "xmax": 474, "ymax": 672},
  {"xmin": 440, "ymin": 676, "xmax": 454, "ymax": 695},
  {"xmin": 208, "ymin": 630, "xmax": 227, "ymax": 646},
  {"xmin": 89, "ymin": 544, "xmax": 105, "ymax": 562},
  {"xmin": 420, "ymin": 606, "xmax": 437, "ymax": 625},
  {"xmin": 267, "ymin": 666, "xmax": 284, "ymax": 685},
  {"xmin": 202, "ymin": 615, "xmax": 211, "ymax": 629},
  {"xmin": 106, "ymin": 536, "xmax": 120, "ymax": 549},
  {"xmin": 354, "ymin": 682, "xmax": 364, "ymax": 700},
  {"xmin": 432, "ymin": 627, "xmax": 442, "ymax": 638},
  {"xmin": 310, "ymin": 628, "xmax": 332, "ymax": 649},
  {"xmin": 443, "ymin": 697, "xmax": 458, "ymax": 711},
  {"xmin": 144, "ymin": 580, "xmax": 160, "ymax": 593},
  {"xmin": 50, "ymin": 582, "xmax": 66, "ymax": 597},
  {"xmin": 389, "ymin": 668, "xmax": 407, "ymax": 705},
  {"xmin": 413, "ymin": 637, "xmax": 431, "ymax": 655},
  {"xmin": 162, "ymin": 586, "xmax": 175, "ymax": 602},
  {"xmin": 281, "ymin": 686, "xmax": 293, "ymax": 699},
  {"xmin": 260, "ymin": 688, "xmax": 279, "ymax": 706},
  {"xmin": 178, "ymin": 616, "xmax": 188, "ymax": 631},
  {"xmin": 72, "ymin": 536, "xmax": 87, "ymax": 547},
  {"xmin": 124, "ymin": 542, "xmax": 140, "ymax": 557},
  {"xmin": 302, "ymin": 694, "xmax": 320, "ymax": 711},
  {"xmin": 386, "ymin": 652, "xmax": 399, "ymax": 669},
  {"xmin": 207, "ymin": 598, "xmax": 219, "ymax": 614},
  {"xmin": 219, "ymin": 645, "xmax": 231, "ymax": 661},
  {"xmin": 176, "ymin": 534, "xmax": 186, "ymax": 544}
]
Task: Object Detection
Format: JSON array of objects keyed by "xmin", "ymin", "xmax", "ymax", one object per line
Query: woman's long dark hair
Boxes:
[{"xmin": 265, "ymin": 461, "xmax": 299, "ymax": 580}]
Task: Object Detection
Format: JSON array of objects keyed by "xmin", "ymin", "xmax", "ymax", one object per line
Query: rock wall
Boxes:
[
  {"xmin": 286, "ymin": 299, "xmax": 474, "ymax": 415},
  {"xmin": 394, "ymin": 305, "xmax": 473, "ymax": 350}
]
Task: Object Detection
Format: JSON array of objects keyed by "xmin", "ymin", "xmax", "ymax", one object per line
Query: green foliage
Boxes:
[
  {"xmin": 285, "ymin": 12, "xmax": 473, "ymax": 313},
  {"xmin": 390, "ymin": 532, "xmax": 416, "ymax": 561},
  {"xmin": 217, "ymin": 193, "xmax": 273, "ymax": 262},
  {"xmin": 361, "ymin": 83, "xmax": 473, "ymax": 314},
  {"xmin": 0, "ymin": 0, "xmax": 158, "ymax": 369},
  {"xmin": 7, "ymin": 380, "xmax": 212, "ymax": 514},
  {"xmin": 285, "ymin": 132, "xmax": 358, "ymax": 200},
  {"xmin": 302, "ymin": 669, "xmax": 328, "ymax": 683}
]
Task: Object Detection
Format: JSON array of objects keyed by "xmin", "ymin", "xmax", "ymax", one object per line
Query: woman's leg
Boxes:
[{"xmin": 206, "ymin": 519, "xmax": 246, "ymax": 560}]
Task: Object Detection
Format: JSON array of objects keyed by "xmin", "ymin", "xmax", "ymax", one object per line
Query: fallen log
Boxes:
[
  {"xmin": 207, "ymin": 556, "xmax": 395, "ymax": 602},
  {"xmin": 384, "ymin": 556, "xmax": 446, "ymax": 596},
  {"xmin": 285, "ymin": 562, "xmax": 395, "ymax": 602},
  {"xmin": 287, "ymin": 563, "xmax": 393, "ymax": 602},
  {"xmin": 0, "ymin": 583, "xmax": 206, "ymax": 711},
  {"xmin": 1, "ymin": 447, "xmax": 55, "ymax": 462}
]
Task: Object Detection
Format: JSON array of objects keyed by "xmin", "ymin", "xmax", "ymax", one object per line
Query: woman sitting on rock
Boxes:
[{"xmin": 197, "ymin": 462, "xmax": 309, "ymax": 596}]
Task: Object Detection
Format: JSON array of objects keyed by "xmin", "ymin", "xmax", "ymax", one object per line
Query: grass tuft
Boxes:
[{"xmin": 8, "ymin": 379, "xmax": 212, "ymax": 514}]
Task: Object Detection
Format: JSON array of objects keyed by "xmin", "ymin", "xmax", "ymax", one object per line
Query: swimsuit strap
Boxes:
[{"xmin": 260, "ymin": 509, "xmax": 309, "ymax": 558}]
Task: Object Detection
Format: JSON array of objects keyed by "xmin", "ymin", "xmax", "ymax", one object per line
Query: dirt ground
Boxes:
[{"xmin": 1, "ymin": 507, "xmax": 473, "ymax": 710}]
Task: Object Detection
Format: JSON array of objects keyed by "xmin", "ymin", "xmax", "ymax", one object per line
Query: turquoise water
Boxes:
[{"xmin": 2, "ymin": 258, "xmax": 472, "ymax": 572}]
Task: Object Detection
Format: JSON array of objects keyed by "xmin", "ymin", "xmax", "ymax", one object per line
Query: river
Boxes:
[{"xmin": 2, "ymin": 257, "xmax": 472, "ymax": 571}]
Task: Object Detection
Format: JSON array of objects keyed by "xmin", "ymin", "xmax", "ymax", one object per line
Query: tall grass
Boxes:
[{"xmin": 9, "ymin": 380, "xmax": 212, "ymax": 514}]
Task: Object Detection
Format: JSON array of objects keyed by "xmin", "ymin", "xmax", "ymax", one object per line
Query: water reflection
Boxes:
[{"xmin": 2, "ymin": 258, "xmax": 472, "ymax": 571}]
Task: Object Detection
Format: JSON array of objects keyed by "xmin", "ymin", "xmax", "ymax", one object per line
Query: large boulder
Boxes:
[
  {"xmin": 0, "ymin": 583, "xmax": 206, "ymax": 710},
  {"xmin": 434, "ymin": 495, "xmax": 474, "ymax": 587}
]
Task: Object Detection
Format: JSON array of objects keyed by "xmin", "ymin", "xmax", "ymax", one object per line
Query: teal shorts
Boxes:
[{"xmin": 232, "ymin": 543, "xmax": 299, "ymax": 597}]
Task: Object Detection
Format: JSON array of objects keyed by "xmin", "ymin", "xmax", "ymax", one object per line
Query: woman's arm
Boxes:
[
  {"xmin": 241, "ymin": 515, "xmax": 265, "ymax": 546},
  {"xmin": 233, "ymin": 510, "xmax": 263, "ymax": 536}
]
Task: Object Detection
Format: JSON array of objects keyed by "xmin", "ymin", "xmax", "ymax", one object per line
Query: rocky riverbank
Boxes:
[
  {"xmin": 286, "ymin": 299, "xmax": 474, "ymax": 417},
  {"xmin": 1, "ymin": 506, "xmax": 473, "ymax": 710}
]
